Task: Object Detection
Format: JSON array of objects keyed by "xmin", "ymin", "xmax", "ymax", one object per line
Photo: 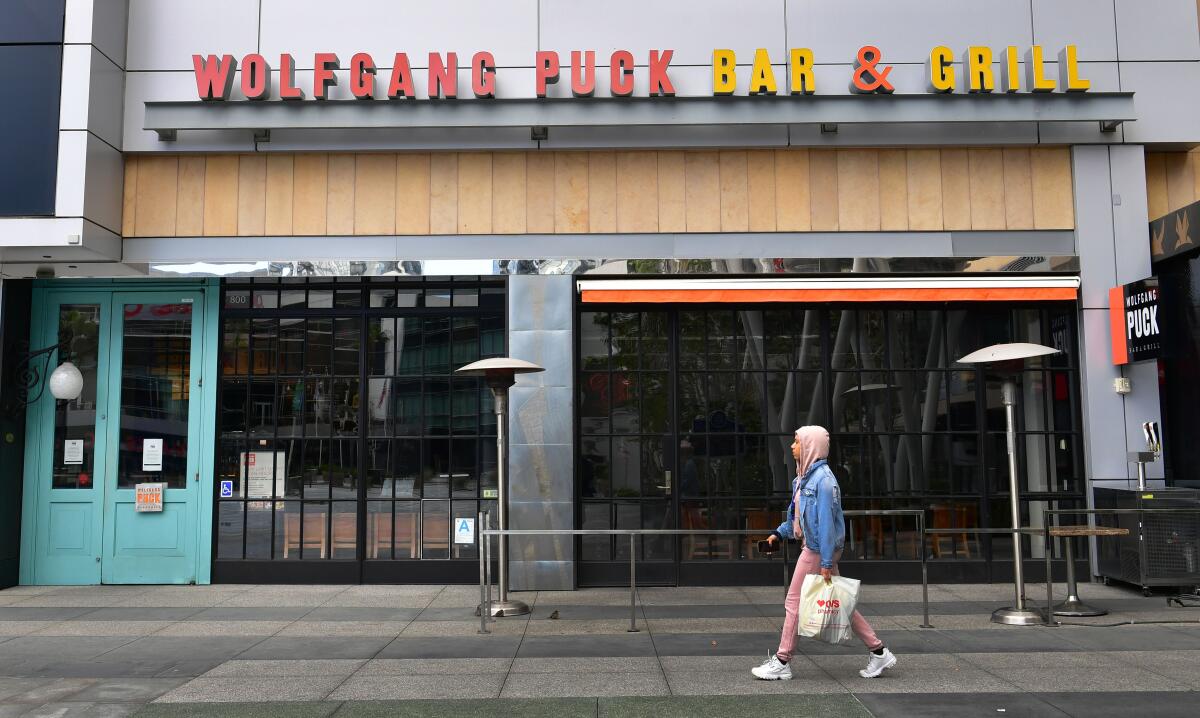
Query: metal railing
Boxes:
[{"xmin": 477, "ymin": 509, "xmax": 927, "ymax": 634}]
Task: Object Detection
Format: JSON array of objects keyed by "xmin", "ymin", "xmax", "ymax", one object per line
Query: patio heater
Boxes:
[
  {"xmin": 455, "ymin": 357, "xmax": 545, "ymax": 617},
  {"xmin": 957, "ymin": 342, "xmax": 1059, "ymax": 626}
]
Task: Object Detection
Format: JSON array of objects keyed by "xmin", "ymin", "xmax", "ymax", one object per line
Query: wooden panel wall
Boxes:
[
  {"xmin": 121, "ymin": 148, "xmax": 1075, "ymax": 237},
  {"xmin": 1146, "ymin": 150, "xmax": 1200, "ymax": 221}
]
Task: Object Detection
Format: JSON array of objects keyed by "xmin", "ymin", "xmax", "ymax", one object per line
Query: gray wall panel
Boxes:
[
  {"xmin": 260, "ymin": 0, "xmax": 538, "ymax": 69},
  {"xmin": 1033, "ymin": 0, "xmax": 1118, "ymax": 62},
  {"xmin": 541, "ymin": 0, "xmax": 786, "ymax": 67},
  {"xmin": 126, "ymin": 0, "xmax": 260, "ymax": 71},
  {"xmin": 1118, "ymin": 62, "xmax": 1200, "ymax": 145},
  {"xmin": 1115, "ymin": 0, "xmax": 1200, "ymax": 60},
  {"xmin": 789, "ymin": 0, "xmax": 1033, "ymax": 65}
]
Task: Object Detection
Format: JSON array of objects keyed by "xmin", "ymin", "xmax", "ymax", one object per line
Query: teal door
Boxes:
[
  {"xmin": 23, "ymin": 288, "xmax": 207, "ymax": 585},
  {"xmin": 101, "ymin": 291, "xmax": 205, "ymax": 584},
  {"xmin": 25, "ymin": 292, "xmax": 112, "ymax": 585}
]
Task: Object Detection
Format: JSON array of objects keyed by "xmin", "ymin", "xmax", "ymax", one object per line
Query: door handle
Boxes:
[{"xmin": 663, "ymin": 470, "xmax": 672, "ymax": 493}]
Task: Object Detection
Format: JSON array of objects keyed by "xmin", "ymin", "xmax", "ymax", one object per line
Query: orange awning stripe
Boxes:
[{"xmin": 580, "ymin": 287, "xmax": 1078, "ymax": 303}]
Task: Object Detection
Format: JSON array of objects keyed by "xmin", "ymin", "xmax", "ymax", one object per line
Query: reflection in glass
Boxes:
[
  {"xmin": 116, "ymin": 303, "xmax": 192, "ymax": 489},
  {"xmin": 52, "ymin": 304, "xmax": 101, "ymax": 489}
]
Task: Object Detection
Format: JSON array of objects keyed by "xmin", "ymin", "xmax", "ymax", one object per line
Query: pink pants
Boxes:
[{"xmin": 776, "ymin": 548, "xmax": 882, "ymax": 661}]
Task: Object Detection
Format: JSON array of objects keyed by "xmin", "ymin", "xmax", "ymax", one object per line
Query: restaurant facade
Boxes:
[{"xmin": 1, "ymin": 0, "xmax": 1198, "ymax": 589}]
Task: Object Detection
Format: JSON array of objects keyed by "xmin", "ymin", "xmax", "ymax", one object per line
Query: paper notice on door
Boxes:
[
  {"xmin": 142, "ymin": 438, "xmax": 163, "ymax": 472},
  {"xmin": 63, "ymin": 439, "xmax": 84, "ymax": 465}
]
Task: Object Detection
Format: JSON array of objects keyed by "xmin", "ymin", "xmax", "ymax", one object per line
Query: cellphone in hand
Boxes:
[{"xmin": 757, "ymin": 539, "xmax": 777, "ymax": 554}]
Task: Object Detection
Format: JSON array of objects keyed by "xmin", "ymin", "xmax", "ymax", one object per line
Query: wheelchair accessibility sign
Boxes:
[
  {"xmin": 454, "ymin": 518, "xmax": 475, "ymax": 544},
  {"xmin": 219, "ymin": 480, "xmax": 234, "ymax": 498}
]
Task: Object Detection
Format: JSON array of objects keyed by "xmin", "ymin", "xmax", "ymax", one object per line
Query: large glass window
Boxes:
[
  {"xmin": 578, "ymin": 304, "xmax": 1084, "ymax": 579},
  {"xmin": 216, "ymin": 277, "xmax": 503, "ymax": 568}
]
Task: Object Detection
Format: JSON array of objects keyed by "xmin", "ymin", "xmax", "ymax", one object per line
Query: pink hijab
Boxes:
[
  {"xmin": 794, "ymin": 425, "xmax": 831, "ymax": 478},
  {"xmin": 792, "ymin": 426, "xmax": 831, "ymax": 538}
]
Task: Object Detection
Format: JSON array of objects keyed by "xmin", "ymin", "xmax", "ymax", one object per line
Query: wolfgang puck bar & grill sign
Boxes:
[
  {"xmin": 1109, "ymin": 278, "xmax": 1162, "ymax": 365},
  {"xmin": 192, "ymin": 44, "xmax": 1091, "ymax": 101}
]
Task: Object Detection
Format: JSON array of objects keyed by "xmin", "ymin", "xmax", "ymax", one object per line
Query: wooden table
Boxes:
[{"xmin": 1049, "ymin": 525, "xmax": 1130, "ymax": 617}]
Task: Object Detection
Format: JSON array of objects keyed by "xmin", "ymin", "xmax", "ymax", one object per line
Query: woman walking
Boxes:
[{"xmin": 751, "ymin": 426, "xmax": 898, "ymax": 680}]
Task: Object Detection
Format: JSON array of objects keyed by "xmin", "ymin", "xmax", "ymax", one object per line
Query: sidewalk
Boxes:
[{"xmin": 0, "ymin": 581, "xmax": 1196, "ymax": 717}]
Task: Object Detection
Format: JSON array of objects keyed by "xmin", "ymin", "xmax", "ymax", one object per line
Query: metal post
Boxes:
[
  {"xmin": 628, "ymin": 534, "xmax": 639, "ymax": 632},
  {"xmin": 490, "ymin": 389, "xmax": 529, "ymax": 617},
  {"xmin": 1045, "ymin": 525, "xmax": 1055, "ymax": 626},
  {"xmin": 484, "ymin": 512, "xmax": 494, "ymax": 623},
  {"xmin": 1136, "ymin": 459, "xmax": 1147, "ymax": 491},
  {"xmin": 991, "ymin": 379, "xmax": 1044, "ymax": 625},
  {"xmin": 919, "ymin": 511, "xmax": 932, "ymax": 628},
  {"xmin": 478, "ymin": 510, "xmax": 489, "ymax": 634},
  {"xmin": 1053, "ymin": 533, "xmax": 1107, "ymax": 617}
]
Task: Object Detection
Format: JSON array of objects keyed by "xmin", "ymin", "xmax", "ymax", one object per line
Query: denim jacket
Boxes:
[{"xmin": 771, "ymin": 459, "xmax": 846, "ymax": 569}]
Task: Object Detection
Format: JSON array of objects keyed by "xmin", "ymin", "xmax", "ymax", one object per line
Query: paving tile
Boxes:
[
  {"xmin": 357, "ymin": 658, "xmax": 512, "ymax": 675},
  {"xmin": 400, "ymin": 620, "xmax": 526, "ymax": 637},
  {"xmin": 510, "ymin": 657, "xmax": 660, "ymax": 674},
  {"xmin": 500, "ymin": 671, "xmax": 669, "ymax": 698},
  {"xmin": 636, "ymin": 588, "xmax": 749, "ymax": 606},
  {"xmin": 32, "ymin": 621, "xmax": 174, "ymax": 637},
  {"xmin": 410, "ymin": 606, "xmax": 488, "ymax": 621},
  {"xmin": 187, "ymin": 607, "xmax": 315, "ymax": 622},
  {"xmin": 650, "ymin": 632, "xmax": 781, "ymax": 657},
  {"xmin": 152, "ymin": 621, "xmax": 290, "ymax": 637},
  {"xmin": 0, "ymin": 636, "xmax": 137, "ymax": 660},
  {"xmin": 1001, "ymin": 665, "xmax": 1189, "ymax": 692},
  {"xmin": 5, "ymin": 678, "xmax": 97, "ymax": 703},
  {"xmin": 134, "ymin": 701, "xmax": 337, "ymax": 717},
  {"xmin": 75, "ymin": 608, "xmax": 205, "ymax": 622},
  {"xmin": 22, "ymin": 703, "xmax": 139, "ymax": 717},
  {"xmin": 919, "ymin": 628, "xmax": 1083, "ymax": 654},
  {"xmin": 523, "ymin": 619, "xmax": 638, "ymax": 636},
  {"xmin": 854, "ymin": 692, "xmax": 1069, "ymax": 718},
  {"xmin": 377, "ymin": 636, "xmax": 522, "ymax": 659},
  {"xmin": 517, "ymin": 634, "xmax": 657, "ymax": 658},
  {"xmin": 535, "ymin": 590, "xmax": 638, "ymax": 606},
  {"xmin": 1036, "ymin": 691, "xmax": 1200, "ymax": 718},
  {"xmin": 644, "ymin": 617, "xmax": 781, "ymax": 634},
  {"xmin": 1055, "ymin": 624, "xmax": 1200, "ymax": 652},
  {"xmin": 956, "ymin": 650, "xmax": 1138, "ymax": 669},
  {"xmin": 822, "ymin": 653, "xmax": 1020, "ymax": 693},
  {"xmin": 0, "ymin": 608, "xmax": 95, "ymax": 621},
  {"xmin": 298, "ymin": 607, "xmax": 421, "ymax": 622},
  {"xmin": 104, "ymin": 636, "xmax": 265, "ymax": 663},
  {"xmin": 597, "ymin": 695, "xmax": 871, "ymax": 717},
  {"xmin": 235, "ymin": 636, "xmax": 391, "ymax": 660},
  {"xmin": 0, "ymin": 677, "xmax": 56, "ymax": 700},
  {"xmin": 659, "ymin": 655, "xmax": 767, "ymax": 672},
  {"xmin": 667, "ymin": 668, "xmax": 847, "ymax": 695},
  {"xmin": 1106, "ymin": 650, "xmax": 1200, "ymax": 687},
  {"xmin": 642, "ymin": 604, "xmax": 769, "ymax": 619},
  {"xmin": 65, "ymin": 678, "xmax": 189, "ymax": 703},
  {"xmin": 28, "ymin": 659, "xmax": 176, "ymax": 679},
  {"xmin": 275, "ymin": 621, "xmax": 409, "ymax": 638},
  {"xmin": 529, "ymin": 605, "xmax": 641, "ymax": 621},
  {"xmin": 331, "ymin": 698, "xmax": 596, "ymax": 718},
  {"xmin": 215, "ymin": 589, "xmax": 349, "ymax": 608},
  {"xmin": 202, "ymin": 659, "xmax": 366, "ymax": 677},
  {"xmin": 329, "ymin": 674, "xmax": 504, "ymax": 700},
  {"xmin": 424, "ymin": 586, "xmax": 498, "ymax": 608},
  {"xmin": 0, "ymin": 621, "xmax": 57, "ymax": 636},
  {"xmin": 154, "ymin": 676, "xmax": 345, "ymax": 703}
]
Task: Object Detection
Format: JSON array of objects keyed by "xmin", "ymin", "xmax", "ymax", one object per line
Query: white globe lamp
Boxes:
[{"xmin": 48, "ymin": 361, "xmax": 84, "ymax": 401}]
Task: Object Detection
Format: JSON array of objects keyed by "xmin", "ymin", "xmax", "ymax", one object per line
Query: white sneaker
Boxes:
[
  {"xmin": 751, "ymin": 653, "xmax": 793, "ymax": 681},
  {"xmin": 859, "ymin": 647, "xmax": 897, "ymax": 678}
]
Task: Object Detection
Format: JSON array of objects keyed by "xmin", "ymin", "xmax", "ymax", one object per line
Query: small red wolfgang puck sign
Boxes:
[{"xmin": 1109, "ymin": 278, "xmax": 1161, "ymax": 365}]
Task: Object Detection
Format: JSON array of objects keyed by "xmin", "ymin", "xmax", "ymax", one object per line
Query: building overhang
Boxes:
[{"xmin": 144, "ymin": 93, "xmax": 1137, "ymax": 142}]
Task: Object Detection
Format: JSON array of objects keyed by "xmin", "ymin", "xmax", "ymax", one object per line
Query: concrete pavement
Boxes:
[{"xmin": 0, "ymin": 581, "xmax": 1195, "ymax": 716}]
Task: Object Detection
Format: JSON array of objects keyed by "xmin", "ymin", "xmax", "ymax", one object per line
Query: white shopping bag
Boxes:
[{"xmin": 797, "ymin": 573, "xmax": 861, "ymax": 645}]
